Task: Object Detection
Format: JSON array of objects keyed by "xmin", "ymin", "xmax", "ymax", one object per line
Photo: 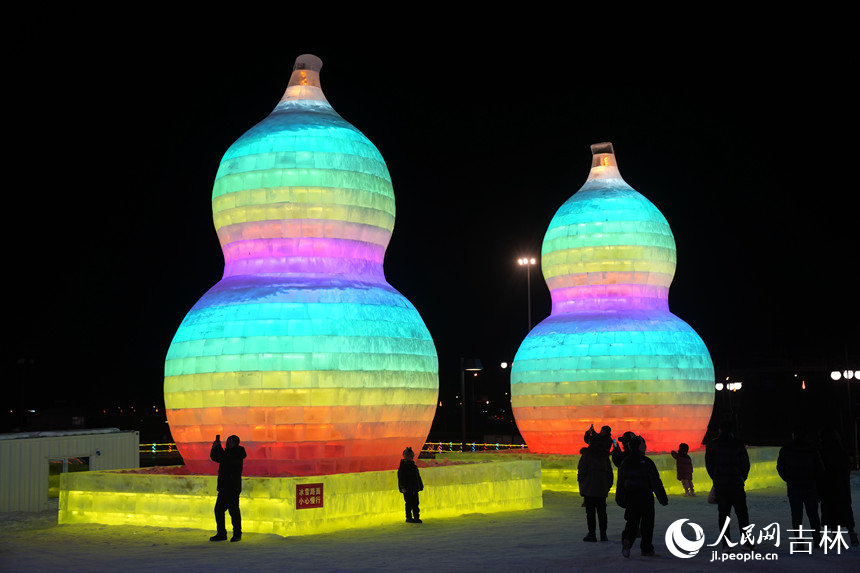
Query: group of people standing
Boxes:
[
  {"xmin": 776, "ymin": 424, "xmax": 860, "ymax": 548},
  {"xmin": 577, "ymin": 425, "xmax": 669, "ymax": 557},
  {"xmin": 706, "ymin": 418, "xmax": 860, "ymax": 550},
  {"xmin": 577, "ymin": 419, "xmax": 860, "ymax": 558},
  {"xmin": 204, "ymin": 425, "xmax": 858, "ymax": 554}
]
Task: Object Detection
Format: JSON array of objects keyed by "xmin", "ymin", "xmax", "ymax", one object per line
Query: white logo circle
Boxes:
[{"xmin": 665, "ymin": 518, "xmax": 705, "ymax": 559}]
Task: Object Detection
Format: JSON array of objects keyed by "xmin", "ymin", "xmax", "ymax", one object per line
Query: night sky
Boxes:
[{"xmin": 8, "ymin": 29, "xmax": 856, "ymax": 429}]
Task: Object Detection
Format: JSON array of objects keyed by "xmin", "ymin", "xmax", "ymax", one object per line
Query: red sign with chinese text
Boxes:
[{"xmin": 296, "ymin": 483, "xmax": 324, "ymax": 509}]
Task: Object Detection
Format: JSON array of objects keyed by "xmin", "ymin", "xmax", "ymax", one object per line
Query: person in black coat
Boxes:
[
  {"xmin": 777, "ymin": 428, "xmax": 822, "ymax": 544},
  {"xmin": 398, "ymin": 446, "xmax": 424, "ymax": 523},
  {"xmin": 616, "ymin": 436, "xmax": 668, "ymax": 557},
  {"xmin": 818, "ymin": 426, "xmax": 860, "ymax": 546},
  {"xmin": 705, "ymin": 419, "xmax": 751, "ymax": 549},
  {"xmin": 578, "ymin": 434, "xmax": 614, "ymax": 541},
  {"xmin": 584, "ymin": 424, "xmax": 612, "ymax": 446},
  {"xmin": 209, "ymin": 434, "xmax": 247, "ymax": 542},
  {"xmin": 612, "ymin": 431, "xmax": 647, "ymax": 469}
]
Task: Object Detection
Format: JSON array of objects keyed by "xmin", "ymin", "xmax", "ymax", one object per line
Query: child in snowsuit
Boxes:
[
  {"xmin": 616, "ymin": 436, "xmax": 668, "ymax": 557},
  {"xmin": 671, "ymin": 443, "xmax": 695, "ymax": 496},
  {"xmin": 398, "ymin": 446, "xmax": 424, "ymax": 523},
  {"xmin": 578, "ymin": 433, "xmax": 614, "ymax": 541}
]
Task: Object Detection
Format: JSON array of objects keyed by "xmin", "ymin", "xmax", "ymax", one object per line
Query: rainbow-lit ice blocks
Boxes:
[
  {"xmin": 58, "ymin": 461, "xmax": 543, "ymax": 535},
  {"xmin": 57, "ymin": 449, "xmax": 780, "ymax": 535},
  {"xmin": 164, "ymin": 55, "xmax": 438, "ymax": 476},
  {"xmin": 511, "ymin": 143, "xmax": 714, "ymax": 454}
]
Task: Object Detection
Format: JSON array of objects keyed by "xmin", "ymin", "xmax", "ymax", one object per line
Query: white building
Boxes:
[{"xmin": 0, "ymin": 428, "xmax": 139, "ymax": 511}]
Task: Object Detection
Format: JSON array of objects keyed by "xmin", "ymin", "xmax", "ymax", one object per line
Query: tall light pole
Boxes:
[
  {"xmin": 517, "ymin": 257, "xmax": 537, "ymax": 332},
  {"xmin": 715, "ymin": 377, "xmax": 743, "ymax": 435},
  {"xmin": 832, "ymin": 369, "xmax": 858, "ymax": 469},
  {"xmin": 460, "ymin": 358, "xmax": 483, "ymax": 452}
]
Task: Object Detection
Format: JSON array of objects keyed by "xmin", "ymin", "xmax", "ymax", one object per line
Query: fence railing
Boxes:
[
  {"xmin": 139, "ymin": 443, "xmax": 180, "ymax": 454},
  {"xmin": 423, "ymin": 442, "xmax": 528, "ymax": 453},
  {"xmin": 140, "ymin": 442, "xmax": 528, "ymax": 455}
]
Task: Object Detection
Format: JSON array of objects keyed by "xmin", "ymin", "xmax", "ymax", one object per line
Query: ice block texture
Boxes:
[
  {"xmin": 59, "ymin": 462, "xmax": 543, "ymax": 536},
  {"xmin": 164, "ymin": 55, "xmax": 438, "ymax": 476},
  {"xmin": 511, "ymin": 143, "xmax": 714, "ymax": 454}
]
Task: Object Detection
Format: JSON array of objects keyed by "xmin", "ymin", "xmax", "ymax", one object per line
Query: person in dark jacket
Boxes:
[
  {"xmin": 818, "ymin": 426, "xmax": 859, "ymax": 546},
  {"xmin": 671, "ymin": 443, "xmax": 695, "ymax": 496},
  {"xmin": 616, "ymin": 436, "xmax": 668, "ymax": 557},
  {"xmin": 612, "ymin": 431, "xmax": 647, "ymax": 469},
  {"xmin": 578, "ymin": 433, "xmax": 614, "ymax": 541},
  {"xmin": 398, "ymin": 446, "xmax": 424, "ymax": 523},
  {"xmin": 611, "ymin": 431, "xmax": 632, "ymax": 468},
  {"xmin": 209, "ymin": 434, "xmax": 247, "ymax": 542},
  {"xmin": 584, "ymin": 424, "xmax": 612, "ymax": 445},
  {"xmin": 777, "ymin": 428, "xmax": 822, "ymax": 545},
  {"xmin": 705, "ymin": 419, "xmax": 751, "ymax": 549}
]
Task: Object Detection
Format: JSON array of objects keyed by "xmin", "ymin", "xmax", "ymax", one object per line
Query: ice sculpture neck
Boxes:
[
  {"xmin": 277, "ymin": 54, "xmax": 330, "ymax": 107},
  {"xmin": 585, "ymin": 141, "xmax": 623, "ymax": 182},
  {"xmin": 212, "ymin": 55, "xmax": 394, "ymax": 282},
  {"xmin": 541, "ymin": 142, "xmax": 677, "ymax": 314}
]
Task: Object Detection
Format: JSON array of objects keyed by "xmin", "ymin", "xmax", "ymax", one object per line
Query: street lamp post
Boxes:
[
  {"xmin": 715, "ymin": 377, "xmax": 743, "ymax": 435},
  {"xmin": 831, "ymin": 369, "xmax": 858, "ymax": 470},
  {"xmin": 460, "ymin": 358, "xmax": 484, "ymax": 452},
  {"xmin": 517, "ymin": 257, "xmax": 537, "ymax": 332}
]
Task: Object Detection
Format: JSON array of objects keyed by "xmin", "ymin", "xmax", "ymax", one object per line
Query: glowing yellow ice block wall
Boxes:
[
  {"xmin": 59, "ymin": 462, "xmax": 542, "ymax": 536},
  {"xmin": 436, "ymin": 449, "xmax": 782, "ymax": 493},
  {"xmin": 164, "ymin": 55, "xmax": 438, "ymax": 476},
  {"xmin": 511, "ymin": 143, "xmax": 714, "ymax": 454}
]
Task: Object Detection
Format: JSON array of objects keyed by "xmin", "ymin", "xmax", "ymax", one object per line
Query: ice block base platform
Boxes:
[
  {"xmin": 438, "ymin": 448, "xmax": 782, "ymax": 494},
  {"xmin": 59, "ymin": 460, "xmax": 542, "ymax": 537}
]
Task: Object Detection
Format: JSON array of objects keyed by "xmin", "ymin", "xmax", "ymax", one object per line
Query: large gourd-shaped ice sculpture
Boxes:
[
  {"xmin": 164, "ymin": 55, "xmax": 438, "ymax": 476},
  {"xmin": 511, "ymin": 143, "xmax": 713, "ymax": 454}
]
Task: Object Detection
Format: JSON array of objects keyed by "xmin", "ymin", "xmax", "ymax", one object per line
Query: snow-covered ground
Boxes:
[{"xmin": 3, "ymin": 479, "xmax": 860, "ymax": 572}]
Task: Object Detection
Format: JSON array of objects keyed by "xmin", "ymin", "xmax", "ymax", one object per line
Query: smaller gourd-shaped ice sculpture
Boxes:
[
  {"xmin": 164, "ymin": 55, "xmax": 438, "ymax": 476},
  {"xmin": 511, "ymin": 142, "xmax": 714, "ymax": 453}
]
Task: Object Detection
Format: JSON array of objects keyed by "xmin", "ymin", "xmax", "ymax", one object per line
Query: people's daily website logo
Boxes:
[
  {"xmin": 664, "ymin": 517, "xmax": 851, "ymax": 562},
  {"xmin": 665, "ymin": 518, "xmax": 706, "ymax": 558}
]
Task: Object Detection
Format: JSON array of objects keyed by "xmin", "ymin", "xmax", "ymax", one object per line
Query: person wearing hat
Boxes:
[
  {"xmin": 616, "ymin": 435, "xmax": 669, "ymax": 557},
  {"xmin": 209, "ymin": 434, "xmax": 247, "ymax": 542},
  {"xmin": 578, "ymin": 430, "xmax": 614, "ymax": 541}
]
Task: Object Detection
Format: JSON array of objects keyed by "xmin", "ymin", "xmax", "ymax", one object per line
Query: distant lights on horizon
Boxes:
[
  {"xmin": 715, "ymin": 377, "xmax": 742, "ymax": 391},
  {"xmin": 712, "ymin": 370, "xmax": 860, "ymax": 390},
  {"xmin": 832, "ymin": 370, "xmax": 857, "ymax": 381}
]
